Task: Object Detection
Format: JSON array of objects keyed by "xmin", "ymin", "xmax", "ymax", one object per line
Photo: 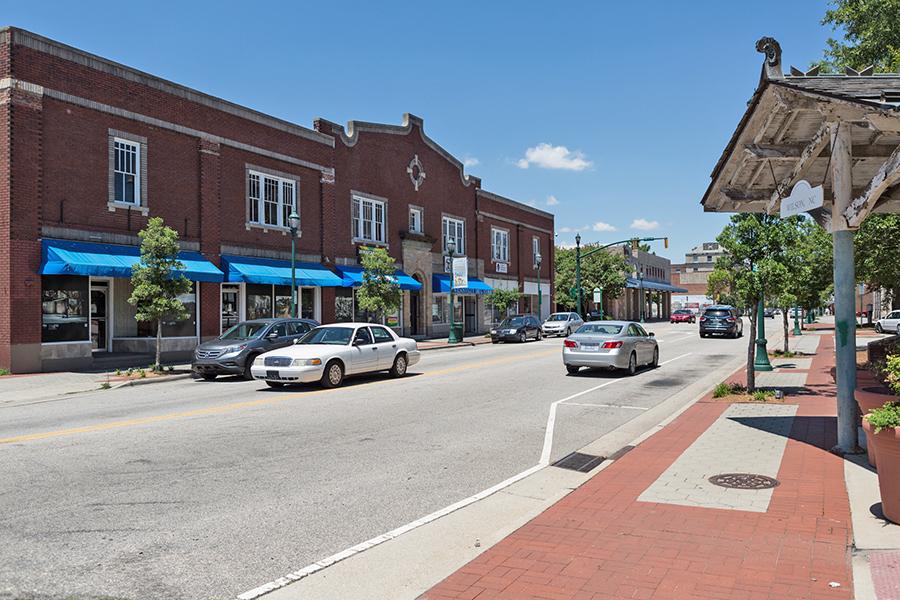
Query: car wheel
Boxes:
[
  {"xmin": 650, "ymin": 347, "xmax": 659, "ymax": 368},
  {"xmin": 536, "ymin": 330, "xmax": 542, "ymax": 341},
  {"xmin": 389, "ymin": 353, "xmax": 408, "ymax": 378},
  {"xmin": 321, "ymin": 360, "xmax": 344, "ymax": 388},
  {"xmin": 201, "ymin": 374, "xmax": 217, "ymax": 381},
  {"xmin": 566, "ymin": 327, "xmax": 571, "ymax": 336},
  {"xmin": 700, "ymin": 333, "xmax": 707, "ymax": 338},
  {"xmin": 242, "ymin": 355, "xmax": 258, "ymax": 380},
  {"xmin": 519, "ymin": 332, "xmax": 527, "ymax": 343},
  {"xmin": 566, "ymin": 365, "xmax": 580, "ymax": 375},
  {"xmin": 492, "ymin": 340, "xmax": 499, "ymax": 344},
  {"xmin": 266, "ymin": 381, "xmax": 284, "ymax": 388},
  {"xmin": 627, "ymin": 352, "xmax": 637, "ymax": 376},
  {"xmin": 875, "ymin": 323, "xmax": 883, "ymax": 333}
]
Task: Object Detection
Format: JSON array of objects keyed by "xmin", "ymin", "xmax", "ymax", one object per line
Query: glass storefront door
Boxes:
[
  {"xmin": 90, "ymin": 282, "xmax": 109, "ymax": 352},
  {"xmin": 221, "ymin": 284, "xmax": 241, "ymax": 333}
]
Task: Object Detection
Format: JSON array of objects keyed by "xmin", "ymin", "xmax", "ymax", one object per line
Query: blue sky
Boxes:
[{"xmin": 7, "ymin": 1, "xmax": 837, "ymax": 262}]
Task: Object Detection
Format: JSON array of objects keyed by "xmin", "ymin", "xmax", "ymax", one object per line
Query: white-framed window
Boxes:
[
  {"xmin": 442, "ymin": 216, "xmax": 465, "ymax": 254},
  {"xmin": 352, "ymin": 195, "xmax": 386, "ymax": 244},
  {"xmin": 409, "ymin": 207, "xmax": 423, "ymax": 234},
  {"xmin": 532, "ymin": 236, "xmax": 541, "ymax": 267},
  {"xmin": 113, "ymin": 138, "xmax": 140, "ymax": 205},
  {"xmin": 248, "ymin": 170, "xmax": 297, "ymax": 229},
  {"xmin": 491, "ymin": 228, "xmax": 509, "ymax": 262}
]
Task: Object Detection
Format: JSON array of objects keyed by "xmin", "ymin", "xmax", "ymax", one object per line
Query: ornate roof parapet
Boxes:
[{"xmin": 756, "ymin": 37, "xmax": 783, "ymax": 81}]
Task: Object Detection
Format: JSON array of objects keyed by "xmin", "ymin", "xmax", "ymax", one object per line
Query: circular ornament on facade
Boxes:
[
  {"xmin": 708, "ymin": 473, "xmax": 780, "ymax": 490},
  {"xmin": 407, "ymin": 154, "xmax": 426, "ymax": 191}
]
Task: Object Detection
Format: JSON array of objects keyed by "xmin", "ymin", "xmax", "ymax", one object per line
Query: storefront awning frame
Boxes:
[{"xmin": 221, "ymin": 255, "xmax": 343, "ymax": 287}]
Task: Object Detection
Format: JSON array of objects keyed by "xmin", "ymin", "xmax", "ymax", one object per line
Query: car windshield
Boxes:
[
  {"xmin": 500, "ymin": 318, "xmax": 525, "ymax": 328},
  {"xmin": 219, "ymin": 322, "xmax": 268, "ymax": 340},
  {"xmin": 704, "ymin": 309, "xmax": 731, "ymax": 317},
  {"xmin": 297, "ymin": 326, "xmax": 353, "ymax": 345},
  {"xmin": 674, "ymin": 310, "xmax": 691, "ymax": 315},
  {"xmin": 576, "ymin": 324, "xmax": 623, "ymax": 335},
  {"xmin": 547, "ymin": 314, "xmax": 569, "ymax": 321}
]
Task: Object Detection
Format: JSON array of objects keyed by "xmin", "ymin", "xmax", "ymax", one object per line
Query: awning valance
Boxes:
[
  {"xmin": 221, "ymin": 255, "xmax": 343, "ymax": 287},
  {"xmin": 432, "ymin": 274, "xmax": 492, "ymax": 295},
  {"xmin": 625, "ymin": 277, "xmax": 687, "ymax": 294},
  {"xmin": 40, "ymin": 239, "xmax": 224, "ymax": 282},
  {"xmin": 334, "ymin": 265, "xmax": 422, "ymax": 291}
]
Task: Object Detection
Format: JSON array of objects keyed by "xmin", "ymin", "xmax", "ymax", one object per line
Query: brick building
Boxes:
[
  {"xmin": 602, "ymin": 246, "xmax": 685, "ymax": 320},
  {"xmin": 671, "ymin": 241, "xmax": 724, "ymax": 311},
  {"xmin": 0, "ymin": 28, "xmax": 553, "ymax": 373}
]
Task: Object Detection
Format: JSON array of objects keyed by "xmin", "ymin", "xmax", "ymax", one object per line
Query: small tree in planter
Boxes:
[
  {"xmin": 485, "ymin": 288, "xmax": 522, "ymax": 325},
  {"xmin": 355, "ymin": 247, "xmax": 402, "ymax": 322},
  {"xmin": 129, "ymin": 217, "xmax": 192, "ymax": 371},
  {"xmin": 865, "ymin": 399, "xmax": 900, "ymax": 523}
]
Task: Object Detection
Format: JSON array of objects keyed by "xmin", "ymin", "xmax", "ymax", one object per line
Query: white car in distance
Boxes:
[{"xmin": 251, "ymin": 323, "xmax": 420, "ymax": 389}]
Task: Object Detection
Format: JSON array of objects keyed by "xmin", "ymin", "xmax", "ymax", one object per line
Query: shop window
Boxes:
[
  {"xmin": 41, "ymin": 276, "xmax": 89, "ymax": 343},
  {"xmin": 300, "ymin": 288, "xmax": 315, "ymax": 320},
  {"xmin": 135, "ymin": 283, "xmax": 197, "ymax": 337},
  {"xmin": 246, "ymin": 284, "xmax": 273, "ymax": 320},
  {"xmin": 335, "ymin": 288, "xmax": 354, "ymax": 322},
  {"xmin": 353, "ymin": 289, "xmax": 401, "ymax": 327},
  {"xmin": 432, "ymin": 295, "xmax": 448, "ymax": 324},
  {"xmin": 274, "ymin": 285, "xmax": 293, "ymax": 318}
]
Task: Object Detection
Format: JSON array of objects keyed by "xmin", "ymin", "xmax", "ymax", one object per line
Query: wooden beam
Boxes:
[
  {"xmin": 766, "ymin": 122, "xmax": 831, "ymax": 214},
  {"xmin": 745, "ymin": 142, "xmax": 895, "ymax": 159},
  {"xmin": 723, "ymin": 188, "xmax": 768, "ymax": 201},
  {"xmin": 844, "ymin": 143, "xmax": 900, "ymax": 227},
  {"xmin": 866, "ymin": 113, "xmax": 900, "ymax": 133}
]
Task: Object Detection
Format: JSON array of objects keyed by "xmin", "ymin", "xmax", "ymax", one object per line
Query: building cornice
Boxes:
[
  {"xmin": 477, "ymin": 189, "xmax": 554, "ymax": 220},
  {"xmin": 476, "ymin": 210, "xmax": 553, "ymax": 235}
]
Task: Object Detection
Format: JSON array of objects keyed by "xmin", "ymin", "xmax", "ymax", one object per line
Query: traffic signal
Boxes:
[
  {"xmin": 664, "ymin": 237, "xmax": 669, "ymax": 249},
  {"xmin": 631, "ymin": 238, "xmax": 639, "ymax": 252}
]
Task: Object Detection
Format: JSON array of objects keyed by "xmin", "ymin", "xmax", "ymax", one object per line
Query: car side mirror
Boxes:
[
  {"xmin": 266, "ymin": 331, "xmax": 279, "ymax": 340},
  {"xmin": 649, "ymin": 332, "xmax": 655, "ymax": 337}
]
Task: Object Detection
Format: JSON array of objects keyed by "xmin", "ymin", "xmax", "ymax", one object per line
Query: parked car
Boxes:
[
  {"xmin": 790, "ymin": 308, "xmax": 804, "ymax": 318},
  {"xmin": 250, "ymin": 323, "xmax": 420, "ymax": 388},
  {"xmin": 563, "ymin": 321, "xmax": 658, "ymax": 376},
  {"xmin": 586, "ymin": 310, "xmax": 605, "ymax": 322},
  {"xmin": 670, "ymin": 309, "xmax": 696, "ymax": 324},
  {"xmin": 192, "ymin": 318, "xmax": 319, "ymax": 380},
  {"xmin": 875, "ymin": 310, "xmax": 900, "ymax": 334},
  {"xmin": 699, "ymin": 306, "xmax": 743, "ymax": 338},
  {"xmin": 541, "ymin": 312, "xmax": 584, "ymax": 337},
  {"xmin": 763, "ymin": 308, "xmax": 776, "ymax": 319},
  {"xmin": 491, "ymin": 315, "xmax": 542, "ymax": 343}
]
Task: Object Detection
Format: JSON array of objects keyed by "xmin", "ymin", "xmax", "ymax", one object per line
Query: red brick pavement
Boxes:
[{"xmin": 422, "ymin": 334, "xmax": 853, "ymax": 600}]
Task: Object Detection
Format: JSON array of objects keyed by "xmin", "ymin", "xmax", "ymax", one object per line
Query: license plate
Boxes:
[
  {"xmin": 581, "ymin": 344, "xmax": 599, "ymax": 352},
  {"xmin": 266, "ymin": 370, "xmax": 280, "ymax": 379}
]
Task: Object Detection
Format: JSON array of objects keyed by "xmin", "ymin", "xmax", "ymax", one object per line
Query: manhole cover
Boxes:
[
  {"xmin": 708, "ymin": 473, "xmax": 779, "ymax": 489},
  {"xmin": 552, "ymin": 452, "xmax": 605, "ymax": 472}
]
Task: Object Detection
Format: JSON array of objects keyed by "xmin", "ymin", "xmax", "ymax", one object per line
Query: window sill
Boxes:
[
  {"xmin": 246, "ymin": 222, "xmax": 295, "ymax": 235},
  {"xmin": 353, "ymin": 238, "xmax": 388, "ymax": 248},
  {"xmin": 108, "ymin": 202, "xmax": 149, "ymax": 215}
]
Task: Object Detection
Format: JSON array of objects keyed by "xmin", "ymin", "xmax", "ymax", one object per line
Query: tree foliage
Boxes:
[
  {"xmin": 355, "ymin": 247, "xmax": 402, "ymax": 317},
  {"xmin": 855, "ymin": 214, "xmax": 900, "ymax": 304},
  {"xmin": 818, "ymin": 0, "xmax": 900, "ymax": 72},
  {"xmin": 128, "ymin": 217, "xmax": 192, "ymax": 370},
  {"xmin": 485, "ymin": 288, "xmax": 521, "ymax": 316},
  {"xmin": 554, "ymin": 245, "xmax": 628, "ymax": 313}
]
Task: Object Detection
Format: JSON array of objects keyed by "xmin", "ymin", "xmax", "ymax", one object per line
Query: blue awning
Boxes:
[
  {"xmin": 626, "ymin": 277, "xmax": 688, "ymax": 294},
  {"xmin": 221, "ymin": 255, "xmax": 343, "ymax": 287},
  {"xmin": 335, "ymin": 266, "xmax": 422, "ymax": 291},
  {"xmin": 432, "ymin": 274, "xmax": 493, "ymax": 295},
  {"xmin": 40, "ymin": 239, "xmax": 224, "ymax": 282}
]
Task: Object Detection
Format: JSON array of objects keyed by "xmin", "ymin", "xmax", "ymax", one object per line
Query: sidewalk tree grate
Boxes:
[
  {"xmin": 552, "ymin": 452, "xmax": 605, "ymax": 472},
  {"xmin": 708, "ymin": 473, "xmax": 780, "ymax": 490}
]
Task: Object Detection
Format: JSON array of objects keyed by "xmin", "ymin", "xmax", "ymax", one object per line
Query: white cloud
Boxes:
[
  {"xmin": 546, "ymin": 195, "xmax": 559, "ymax": 206},
  {"xmin": 515, "ymin": 143, "xmax": 592, "ymax": 171},
  {"xmin": 557, "ymin": 241, "xmax": 577, "ymax": 249},
  {"xmin": 630, "ymin": 218, "xmax": 660, "ymax": 231},
  {"xmin": 463, "ymin": 156, "xmax": 480, "ymax": 168},
  {"xmin": 592, "ymin": 221, "xmax": 617, "ymax": 232}
]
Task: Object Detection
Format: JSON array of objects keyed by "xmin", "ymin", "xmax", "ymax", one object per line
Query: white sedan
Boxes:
[
  {"xmin": 876, "ymin": 310, "xmax": 900, "ymax": 335},
  {"xmin": 250, "ymin": 323, "xmax": 420, "ymax": 388}
]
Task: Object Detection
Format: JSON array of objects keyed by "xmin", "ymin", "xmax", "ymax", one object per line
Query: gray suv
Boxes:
[
  {"xmin": 192, "ymin": 318, "xmax": 319, "ymax": 380},
  {"xmin": 699, "ymin": 306, "xmax": 743, "ymax": 339}
]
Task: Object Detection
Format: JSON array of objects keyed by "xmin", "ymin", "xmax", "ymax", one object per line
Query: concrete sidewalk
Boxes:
[{"xmin": 423, "ymin": 330, "xmax": 900, "ymax": 599}]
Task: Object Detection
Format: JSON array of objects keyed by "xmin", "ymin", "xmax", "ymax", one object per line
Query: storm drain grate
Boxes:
[
  {"xmin": 552, "ymin": 452, "xmax": 605, "ymax": 473},
  {"xmin": 708, "ymin": 473, "xmax": 780, "ymax": 490}
]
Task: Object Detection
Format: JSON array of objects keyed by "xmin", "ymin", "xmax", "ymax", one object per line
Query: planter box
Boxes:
[
  {"xmin": 857, "ymin": 386, "xmax": 896, "ymax": 467},
  {"xmin": 864, "ymin": 418, "xmax": 900, "ymax": 524}
]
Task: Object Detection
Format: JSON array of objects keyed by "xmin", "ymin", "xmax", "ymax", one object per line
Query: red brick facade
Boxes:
[{"xmin": 0, "ymin": 28, "xmax": 554, "ymax": 372}]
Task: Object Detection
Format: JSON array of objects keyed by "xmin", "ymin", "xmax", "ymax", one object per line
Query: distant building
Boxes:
[
  {"xmin": 600, "ymin": 246, "xmax": 686, "ymax": 320},
  {"xmin": 671, "ymin": 242, "xmax": 724, "ymax": 311}
]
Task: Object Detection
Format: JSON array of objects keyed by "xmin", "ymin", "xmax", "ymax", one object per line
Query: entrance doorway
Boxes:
[
  {"xmin": 221, "ymin": 284, "xmax": 241, "ymax": 333},
  {"xmin": 464, "ymin": 297, "xmax": 476, "ymax": 334},
  {"xmin": 90, "ymin": 282, "xmax": 109, "ymax": 352},
  {"xmin": 409, "ymin": 289, "xmax": 420, "ymax": 336}
]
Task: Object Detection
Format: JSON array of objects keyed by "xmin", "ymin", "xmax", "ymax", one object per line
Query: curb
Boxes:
[
  {"xmin": 107, "ymin": 372, "xmax": 195, "ymax": 389},
  {"xmin": 419, "ymin": 341, "xmax": 491, "ymax": 352}
]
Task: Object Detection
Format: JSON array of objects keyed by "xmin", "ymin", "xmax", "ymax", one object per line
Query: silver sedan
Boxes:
[
  {"xmin": 562, "ymin": 321, "xmax": 659, "ymax": 376},
  {"xmin": 250, "ymin": 323, "xmax": 421, "ymax": 388}
]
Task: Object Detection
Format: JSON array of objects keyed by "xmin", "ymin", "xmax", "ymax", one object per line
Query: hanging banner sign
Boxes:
[
  {"xmin": 780, "ymin": 180, "xmax": 824, "ymax": 217},
  {"xmin": 452, "ymin": 257, "xmax": 468, "ymax": 289}
]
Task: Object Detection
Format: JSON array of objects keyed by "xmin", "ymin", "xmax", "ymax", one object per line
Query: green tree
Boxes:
[
  {"xmin": 706, "ymin": 268, "xmax": 733, "ymax": 303},
  {"xmin": 819, "ymin": 0, "xmax": 900, "ymax": 72},
  {"xmin": 855, "ymin": 214, "xmax": 900, "ymax": 307},
  {"xmin": 554, "ymin": 245, "xmax": 628, "ymax": 315},
  {"xmin": 485, "ymin": 288, "xmax": 522, "ymax": 323},
  {"xmin": 355, "ymin": 247, "xmax": 402, "ymax": 319},
  {"xmin": 128, "ymin": 217, "xmax": 192, "ymax": 371}
]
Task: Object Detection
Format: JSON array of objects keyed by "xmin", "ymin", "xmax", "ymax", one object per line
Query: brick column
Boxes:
[{"xmin": 198, "ymin": 138, "xmax": 222, "ymax": 340}]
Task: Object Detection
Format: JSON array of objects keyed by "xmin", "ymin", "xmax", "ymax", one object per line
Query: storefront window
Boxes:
[
  {"xmin": 432, "ymin": 295, "xmax": 448, "ymax": 324},
  {"xmin": 353, "ymin": 290, "xmax": 401, "ymax": 328},
  {"xmin": 274, "ymin": 285, "xmax": 292, "ymax": 318},
  {"xmin": 41, "ymin": 276, "xmax": 89, "ymax": 343},
  {"xmin": 300, "ymin": 288, "xmax": 315, "ymax": 320},
  {"xmin": 246, "ymin": 284, "xmax": 273, "ymax": 320},
  {"xmin": 136, "ymin": 283, "xmax": 197, "ymax": 337},
  {"xmin": 335, "ymin": 288, "xmax": 354, "ymax": 322}
]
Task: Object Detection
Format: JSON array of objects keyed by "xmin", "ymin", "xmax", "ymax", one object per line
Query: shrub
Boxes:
[
  {"xmin": 713, "ymin": 381, "xmax": 747, "ymax": 398},
  {"xmin": 752, "ymin": 389, "xmax": 775, "ymax": 402},
  {"xmin": 126, "ymin": 368, "xmax": 134, "ymax": 376},
  {"xmin": 138, "ymin": 369, "xmax": 146, "ymax": 378},
  {"xmin": 0, "ymin": 368, "xmax": 10, "ymax": 377},
  {"xmin": 867, "ymin": 402, "xmax": 900, "ymax": 433},
  {"xmin": 883, "ymin": 354, "xmax": 900, "ymax": 396}
]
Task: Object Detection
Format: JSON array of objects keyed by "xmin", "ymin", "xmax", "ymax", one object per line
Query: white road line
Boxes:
[{"xmin": 237, "ymin": 351, "xmax": 694, "ymax": 600}]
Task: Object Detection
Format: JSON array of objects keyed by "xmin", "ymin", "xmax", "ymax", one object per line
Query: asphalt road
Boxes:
[{"xmin": 0, "ymin": 319, "xmax": 775, "ymax": 600}]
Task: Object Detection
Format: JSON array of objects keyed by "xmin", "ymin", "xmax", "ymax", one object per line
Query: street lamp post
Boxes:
[
  {"xmin": 447, "ymin": 239, "xmax": 458, "ymax": 343},
  {"xmin": 575, "ymin": 234, "xmax": 583, "ymax": 316},
  {"xmin": 535, "ymin": 252, "xmax": 543, "ymax": 320},
  {"xmin": 288, "ymin": 210, "xmax": 301, "ymax": 318},
  {"xmin": 793, "ymin": 305, "xmax": 802, "ymax": 336},
  {"xmin": 639, "ymin": 267, "xmax": 645, "ymax": 323},
  {"xmin": 752, "ymin": 268, "xmax": 773, "ymax": 371}
]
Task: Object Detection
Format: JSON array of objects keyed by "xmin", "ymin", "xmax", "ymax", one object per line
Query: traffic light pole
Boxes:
[{"xmin": 575, "ymin": 236, "xmax": 668, "ymax": 317}]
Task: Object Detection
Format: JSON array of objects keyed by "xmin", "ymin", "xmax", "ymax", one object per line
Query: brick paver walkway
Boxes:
[{"xmin": 422, "ymin": 334, "xmax": 853, "ymax": 600}]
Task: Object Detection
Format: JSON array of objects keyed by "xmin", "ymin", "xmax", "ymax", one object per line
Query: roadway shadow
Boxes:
[{"xmin": 257, "ymin": 371, "xmax": 424, "ymax": 393}]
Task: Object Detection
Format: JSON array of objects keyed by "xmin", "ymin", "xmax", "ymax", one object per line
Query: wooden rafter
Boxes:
[
  {"xmin": 766, "ymin": 122, "xmax": 831, "ymax": 214},
  {"xmin": 844, "ymin": 143, "xmax": 900, "ymax": 227}
]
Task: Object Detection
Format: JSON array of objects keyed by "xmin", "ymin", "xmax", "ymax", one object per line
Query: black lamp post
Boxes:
[
  {"xmin": 447, "ymin": 239, "xmax": 459, "ymax": 343},
  {"xmin": 288, "ymin": 210, "xmax": 301, "ymax": 318},
  {"xmin": 535, "ymin": 252, "xmax": 543, "ymax": 320}
]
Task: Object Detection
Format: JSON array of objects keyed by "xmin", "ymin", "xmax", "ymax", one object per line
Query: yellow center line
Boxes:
[{"xmin": 0, "ymin": 348, "xmax": 558, "ymax": 445}]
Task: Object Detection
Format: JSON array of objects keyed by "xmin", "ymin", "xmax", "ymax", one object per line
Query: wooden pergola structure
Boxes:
[{"xmin": 701, "ymin": 38, "xmax": 900, "ymax": 453}]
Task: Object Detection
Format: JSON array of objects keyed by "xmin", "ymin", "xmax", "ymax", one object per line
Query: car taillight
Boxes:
[
  {"xmin": 725, "ymin": 317, "xmax": 735, "ymax": 322},
  {"xmin": 564, "ymin": 339, "xmax": 578, "ymax": 348},
  {"xmin": 700, "ymin": 317, "xmax": 707, "ymax": 322},
  {"xmin": 602, "ymin": 341, "xmax": 623, "ymax": 349}
]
